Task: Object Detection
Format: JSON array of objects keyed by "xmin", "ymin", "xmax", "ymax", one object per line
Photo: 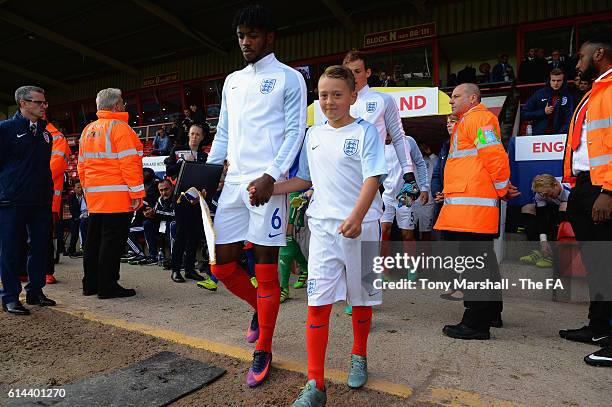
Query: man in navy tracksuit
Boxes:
[
  {"xmin": 521, "ymin": 68, "xmax": 574, "ymax": 135},
  {"xmin": 0, "ymin": 86, "xmax": 56, "ymax": 315}
]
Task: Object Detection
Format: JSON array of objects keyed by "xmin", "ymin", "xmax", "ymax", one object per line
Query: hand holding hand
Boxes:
[{"xmin": 247, "ymin": 174, "xmax": 275, "ymax": 206}]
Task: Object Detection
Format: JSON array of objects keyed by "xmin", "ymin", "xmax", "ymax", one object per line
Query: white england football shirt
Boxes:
[
  {"xmin": 351, "ymin": 85, "xmax": 413, "ymax": 174},
  {"xmin": 296, "ymin": 118, "xmax": 387, "ymax": 222}
]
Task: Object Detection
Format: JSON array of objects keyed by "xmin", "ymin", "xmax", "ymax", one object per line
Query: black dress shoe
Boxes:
[
  {"xmin": 171, "ymin": 271, "xmax": 185, "ymax": 283},
  {"xmin": 559, "ymin": 326, "xmax": 611, "ymax": 345},
  {"xmin": 82, "ymin": 288, "xmax": 97, "ymax": 296},
  {"xmin": 25, "ymin": 292, "xmax": 57, "ymax": 306},
  {"xmin": 97, "ymin": 286, "xmax": 136, "ymax": 299},
  {"xmin": 184, "ymin": 270, "xmax": 205, "ymax": 281},
  {"xmin": 2, "ymin": 301, "xmax": 30, "ymax": 315},
  {"xmin": 443, "ymin": 323, "xmax": 490, "ymax": 340}
]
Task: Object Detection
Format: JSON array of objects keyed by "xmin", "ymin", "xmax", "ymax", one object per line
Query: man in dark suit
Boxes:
[{"xmin": 0, "ymin": 86, "xmax": 56, "ymax": 315}]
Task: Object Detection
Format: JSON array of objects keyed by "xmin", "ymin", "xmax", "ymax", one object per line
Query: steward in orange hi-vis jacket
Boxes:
[
  {"xmin": 558, "ymin": 36, "xmax": 612, "ymax": 357},
  {"xmin": 77, "ymin": 111, "xmax": 145, "ymax": 213},
  {"xmin": 435, "ymin": 83, "xmax": 510, "ymax": 341},
  {"xmin": 434, "ymin": 103, "xmax": 510, "ymax": 234},
  {"xmin": 77, "ymin": 88, "xmax": 143, "ymax": 299},
  {"xmin": 48, "ymin": 123, "xmax": 70, "ymax": 214}
]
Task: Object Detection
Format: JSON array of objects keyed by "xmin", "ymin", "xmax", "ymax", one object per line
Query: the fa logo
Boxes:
[
  {"xmin": 366, "ymin": 101, "xmax": 377, "ymax": 113},
  {"xmin": 260, "ymin": 78, "xmax": 276, "ymax": 94},
  {"xmin": 43, "ymin": 131, "xmax": 50, "ymax": 144},
  {"xmin": 343, "ymin": 139, "xmax": 359, "ymax": 156},
  {"xmin": 307, "ymin": 280, "xmax": 316, "ymax": 297}
]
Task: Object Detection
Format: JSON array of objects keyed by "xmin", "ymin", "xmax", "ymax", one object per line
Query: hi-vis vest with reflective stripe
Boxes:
[
  {"xmin": 563, "ymin": 70, "xmax": 612, "ymax": 190},
  {"xmin": 77, "ymin": 110, "xmax": 145, "ymax": 213},
  {"xmin": 48, "ymin": 123, "xmax": 71, "ymax": 214},
  {"xmin": 434, "ymin": 103, "xmax": 510, "ymax": 234}
]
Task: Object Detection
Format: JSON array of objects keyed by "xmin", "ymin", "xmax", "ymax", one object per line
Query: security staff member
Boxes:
[
  {"xmin": 164, "ymin": 123, "xmax": 208, "ymax": 283},
  {"xmin": 0, "ymin": 85, "xmax": 56, "ymax": 315},
  {"xmin": 47, "ymin": 122, "xmax": 71, "ymax": 283},
  {"xmin": 77, "ymin": 88, "xmax": 144, "ymax": 299},
  {"xmin": 560, "ymin": 35, "xmax": 612, "ymax": 366},
  {"xmin": 434, "ymin": 83, "xmax": 511, "ymax": 340}
]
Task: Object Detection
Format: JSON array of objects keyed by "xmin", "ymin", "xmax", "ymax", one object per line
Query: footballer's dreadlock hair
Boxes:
[{"xmin": 232, "ymin": 4, "xmax": 276, "ymax": 32}]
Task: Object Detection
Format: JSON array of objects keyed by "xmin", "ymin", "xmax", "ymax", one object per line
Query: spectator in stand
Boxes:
[
  {"xmin": 189, "ymin": 104, "xmax": 205, "ymax": 125},
  {"xmin": 572, "ymin": 76, "xmax": 591, "ymax": 102},
  {"xmin": 519, "ymin": 48, "xmax": 549, "ymax": 83},
  {"xmin": 519, "ymin": 48, "xmax": 538, "ymax": 83},
  {"xmin": 143, "ymin": 178, "xmax": 176, "ymax": 266},
  {"xmin": 167, "ymin": 120, "xmax": 179, "ymax": 144},
  {"xmin": 478, "ymin": 63, "xmax": 491, "ymax": 84},
  {"xmin": 519, "ymin": 174, "xmax": 569, "ymax": 269},
  {"xmin": 152, "ymin": 126, "xmax": 172, "ymax": 156},
  {"xmin": 447, "ymin": 73, "xmax": 458, "ymax": 87},
  {"xmin": 124, "ymin": 168, "xmax": 160, "ymax": 265},
  {"xmin": 379, "ymin": 71, "xmax": 396, "ymax": 87},
  {"xmin": 67, "ymin": 180, "xmax": 88, "ymax": 257},
  {"xmin": 164, "ymin": 123, "xmax": 208, "ymax": 283},
  {"xmin": 457, "ymin": 65, "xmax": 477, "ymax": 84},
  {"xmin": 180, "ymin": 109, "xmax": 193, "ymax": 144},
  {"xmin": 491, "ymin": 54, "xmax": 515, "ymax": 83},
  {"xmin": 521, "ymin": 68, "xmax": 574, "ymax": 135},
  {"xmin": 549, "ymin": 49, "xmax": 568, "ymax": 75}
]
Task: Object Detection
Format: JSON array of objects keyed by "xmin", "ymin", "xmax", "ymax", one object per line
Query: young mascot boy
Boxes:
[{"xmin": 269, "ymin": 66, "xmax": 387, "ymax": 406}]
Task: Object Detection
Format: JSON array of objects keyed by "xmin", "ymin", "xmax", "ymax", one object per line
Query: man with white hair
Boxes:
[
  {"xmin": 77, "ymin": 88, "xmax": 145, "ymax": 299},
  {"xmin": 0, "ymin": 85, "xmax": 55, "ymax": 315}
]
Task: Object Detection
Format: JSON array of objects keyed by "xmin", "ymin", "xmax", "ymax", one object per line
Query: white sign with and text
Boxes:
[
  {"xmin": 313, "ymin": 88, "xmax": 439, "ymax": 125},
  {"xmin": 515, "ymin": 134, "xmax": 567, "ymax": 161}
]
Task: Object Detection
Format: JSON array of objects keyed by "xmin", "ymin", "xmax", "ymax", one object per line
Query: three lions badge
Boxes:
[
  {"xmin": 260, "ymin": 78, "xmax": 276, "ymax": 94},
  {"xmin": 343, "ymin": 139, "xmax": 359, "ymax": 156}
]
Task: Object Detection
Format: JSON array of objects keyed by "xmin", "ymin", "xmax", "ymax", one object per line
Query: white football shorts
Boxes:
[
  {"xmin": 306, "ymin": 218, "xmax": 382, "ymax": 307},
  {"xmin": 214, "ymin": 182, "xmax": 287, "ymax": 246},
  {"xmin": 380, "ymin": 198, "xmax": 412, "ymax": 229}
]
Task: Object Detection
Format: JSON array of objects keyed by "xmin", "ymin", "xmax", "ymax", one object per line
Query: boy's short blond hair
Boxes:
[
  {"xmin": 532, "ymin": 174, "xmax": 558, "ymax": 193},
  {"xmin": 320, "ymin": 65, "xmax": 356, "ymax": 92}
]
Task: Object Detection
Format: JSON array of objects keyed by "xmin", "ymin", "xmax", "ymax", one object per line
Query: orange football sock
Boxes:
[
  {"xmin": 351, "ymin": 306, "xmax": 372, "ymax": 357},
  {"xmin": 306, "ymin": 304, "xmax": 332, "ymax": 391},
  {"xmin": 211, "ymin": 262, "xmax": 257, "ymax": 310},
  {"xmin": 254, "ymin": 263, "xmax": 281, "ymax": 352}
]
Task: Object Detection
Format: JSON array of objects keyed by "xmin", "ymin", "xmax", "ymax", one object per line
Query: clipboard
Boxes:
[{"xmin": 174, "ymin": 162, "xmax": 224, "ymax": 202}]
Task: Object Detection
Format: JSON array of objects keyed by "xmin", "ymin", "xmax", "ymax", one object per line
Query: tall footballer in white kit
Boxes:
[{"xmin": 206, "ymin": 5, "xmax": 307, "ymax": 388}]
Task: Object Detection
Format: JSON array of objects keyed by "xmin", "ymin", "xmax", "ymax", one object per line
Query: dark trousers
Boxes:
[
  {"xmin": 171, "ymin": 202, "xmax": 203, "ymax": 273},
  {"xmin": 83, "ymin": 212, "xmax": 131, "ymax": 295},
  {"xmin": 55, "ymin": 217, "xmax": 65, "ymax": 256},
  {"xmin": 567, "ymin": 172, "xmax": 612, "ymax": 333},
  {"xmin": 143, "ymin": 219, "xmax": 159, "ymax": 258},
  {"xmin": 0, "ymin": 205, "xmax": 51, "ymax": 303},
  {"xmin": 443, "ymin": 231, "xmax": 504, "ymax": 330},
  {"xmin": 68, "ymin": 218, "xmax": 88, "ymax": 253}
]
